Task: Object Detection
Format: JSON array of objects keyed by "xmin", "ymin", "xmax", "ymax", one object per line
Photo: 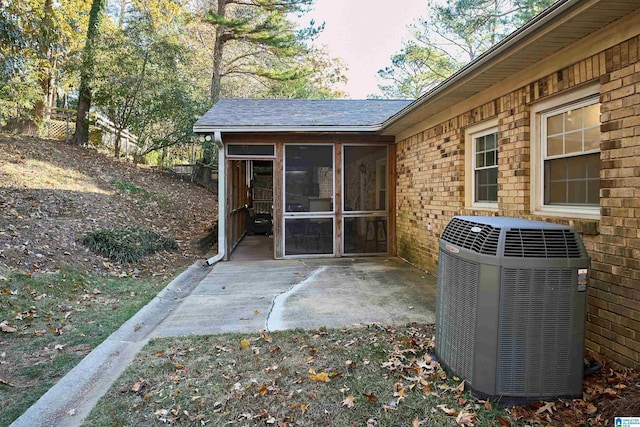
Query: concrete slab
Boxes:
[
  {"xmin": 268, "ymin": 257, "xmax": 436, "ymax": 330},
  {"xmin": 150, "ymin": 259, "xmax": 314, "ymax": 337}
]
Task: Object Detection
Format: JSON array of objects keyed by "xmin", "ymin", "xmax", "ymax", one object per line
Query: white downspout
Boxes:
[{"xmin": 206, "ymin": 131, "xmax": 226, "ymax": 266}]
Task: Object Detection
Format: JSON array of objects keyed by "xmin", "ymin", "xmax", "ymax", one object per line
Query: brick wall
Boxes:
[{"xmin": 395, "ymin": 35, "xmax": 640, "ymax": 368}]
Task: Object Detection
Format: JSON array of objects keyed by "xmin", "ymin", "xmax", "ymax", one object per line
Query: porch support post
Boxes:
[{"xmin": 206, "ymin": 131, "xmax": 226, "ymax": 265}]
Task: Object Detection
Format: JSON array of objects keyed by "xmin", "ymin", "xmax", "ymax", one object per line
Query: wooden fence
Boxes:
[{"xmin": 44, "ymin": 107, "xmax": 139, "ymax": 157}]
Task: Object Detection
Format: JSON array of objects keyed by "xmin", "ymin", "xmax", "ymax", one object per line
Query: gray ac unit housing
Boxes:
[{"xmin": 435, "ymin": 216, "xmax": 590, "ymax": 401}]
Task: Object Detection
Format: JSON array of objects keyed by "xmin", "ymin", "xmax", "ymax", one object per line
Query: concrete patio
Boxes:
[{"xmin": 12, "ymin": 256, "xmax": 437, "ymax": 427}]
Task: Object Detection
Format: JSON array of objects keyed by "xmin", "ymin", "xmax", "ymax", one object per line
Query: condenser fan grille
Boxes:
[
  {"xmin": 504, "ymin": 229, "xmax": 584, "ymax": 258},
  {"xmin": 441, "ymin": 217, "xmax": 501, "ymax": 256}
]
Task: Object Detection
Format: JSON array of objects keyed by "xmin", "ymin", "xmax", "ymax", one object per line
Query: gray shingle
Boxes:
[{"xmin": 194, "ymin": 98, "xmax": 413, "ymax": 130}]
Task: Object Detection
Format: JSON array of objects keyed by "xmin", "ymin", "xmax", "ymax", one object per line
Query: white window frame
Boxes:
[
  {"xmin": 531, "ymin": 83, "xmax": 600, "ymax": 219},
  {"xmin": 465, "ymin": 118, "xmax": 499, "ymax": 210}
]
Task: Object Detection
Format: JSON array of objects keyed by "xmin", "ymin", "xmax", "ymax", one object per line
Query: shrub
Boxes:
[{"xmin": 82, "ymin": 227, "xmax": 178, "ymax": 263}]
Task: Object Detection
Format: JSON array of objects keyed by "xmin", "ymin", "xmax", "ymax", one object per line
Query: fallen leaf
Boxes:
[
  {"xmin": 66, "ymin": 408, "xmax": 76, "ymax": 416},
  {"xmin": 0, "ymin": 322, "xmax": 16, "ymax": 333},
  {"xmin": 362, "ymin": 392, "xmax": 378, "ymax": 403},
  {"xmin": 586, "ymin": 403, "xmax": 597, "ymax": 415},
  {"xmin": 254, "ymin": 310, "xmax": 259, "ymax": 315},
  {"xmin": 240, "ymin": 339, "xmax": 251, "ymax": 349},
  {"xmin": 535, "ymin": 401, "xmax": 555, "ymax": 415},
  {"xmin": 456, "ymin": 411, "xmax": 477, "ymax": 426},
  {"xmin": 261, "ymin": 330, "xmax": 273, "ymax": 343},
  {"xmin": 0, "ymin": 378, "xmax": 15, "ymax": 387},
  {"xmin": 342, "ymin": 394, "xmax": 355, "ymax": 408},
  {"xmin": 496, "ymin": 417, "xmax": 511, "ymax": 426},
  {"xmin": 437, "ymin": 404, "xmax": 458, "ymax": 416},
  {"xmin": 308, "ymin": 372, "xmax": 330, "ymax": 382}
]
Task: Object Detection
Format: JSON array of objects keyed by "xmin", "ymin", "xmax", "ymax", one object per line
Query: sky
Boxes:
[{"xmin": 297, "ymin": 0, "xmax": 427, "ymax": 99}]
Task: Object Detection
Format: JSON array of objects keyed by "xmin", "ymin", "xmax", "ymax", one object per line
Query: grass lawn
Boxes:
[
  {"xmin": 0, "ymin": 268, "xmax": 161, "ymax": 425},
  {"xmin": 84, "ymin": 324, "xmax": 516, "ymax": 426}
]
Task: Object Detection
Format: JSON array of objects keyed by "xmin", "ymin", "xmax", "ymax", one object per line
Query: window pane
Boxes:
[
  {"xmin": 565, "ymin": 131, "xmax": 582, "ymax": 154},
  {"xmin": 565, "ymin": 108, "xmax": 581, "ymax": 132},
  {"xmin": 587, "ymin": 180, "xmax": 600, "ymax": 205},
  {"xmin": 488, "ymin": 167, "xmax": 498, "ymax": 184},
  {"xmin": 476, "ymin": 182, "xmax": 487, "ymax": 201},
  {"xmin": 567, "ymin": 156, "xmax": 585, "ymax": 179},
  {"xmin": 285, "ymin": 145, "xmax": 333, "ymax": 212},
  {"xmin": 227, "ymin": 144, "xmax": 275, "ymax": 157},
  {"xmin": 587, "ymin": 153, "xmax": 601, "ymax": 178},
  {"xmin": 547, "ymin": 181, "xmax": 567, "ymax": 204},
  {"xmin": 476, "ymin": 153, "xmax": 484, "ymax": 168},
  {"xmin": 485, "ymin": 133, "xmax": 496, "ymax": 150},
  {"xmin": 547, "ymin": 136, "xmax": 564, "ymax": 156},
  {"xmin": 487, "ymin": 184, "xmax": 498, "ymax": 202},
  {"xmin": 476, "ymin": 169, "xmax": 487, "ymax": 186},
  {"xmin": 285, "ymin": 218, "xmax": 333, "ymax": 255},
  {"xmin": 547, "ymin": 114, "xmax": 563, "ymax": 135},
  {"xmin": 344, "ymin": 146, "xmax": 387, "ymax": 212},
  {"xmin": 584, "ymin": 127, "xmax": 600, "ymax": 151},
  {"xmin": 343, "ymin": 216, "xmax": 387, "ymax": 254},
  {"xmin": 568, "ymin": 181, "xmax": 587, "ymax": 204},
  {"xmin": 476, "ymin": 137, "xmax": 485, "ymax": 152},
  {"xmin": 584, "ymin": 103, "xmax": 599, "ymax": 127},
  {"xmin": 548, "ymin": 158, "xmax": 566, "ymax": 181},
  {"xmin": 475, "ymin": 168, "xmax": 498, "ymax": 202},
  {"xmin": 488, "ymin": 150, "xmax": 497, "ymax": 167}
]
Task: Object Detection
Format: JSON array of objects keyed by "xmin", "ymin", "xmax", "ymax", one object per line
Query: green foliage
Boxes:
[
  {"xmin": 82, "ymin": 227, "xmax": 177, "ymax": 263},
  {"xmin": 0, "ymin": 0, "xmax": 89, "ymax": 125},
  {"xmin": 92, "ymin": 1, "xmax": 208, "ymax": 157},
  {"xmin": 378, "ymin": 43, "xmax": 458, "ymax": 99},
  {"xmin": 204, "ymin": 0, "xmax": 333, "ymax": 103},
  {"xmin": 377, "ymin": 0, "xmax": 557, "ymax": 99}
]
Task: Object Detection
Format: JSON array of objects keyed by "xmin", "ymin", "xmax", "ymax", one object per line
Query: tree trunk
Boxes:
[
  {"xmin": 73, "ymin": 85, "xmax": 91, "ymax": 145},
  {"xmin": 209, "ymin": 0, "xmax": 226, "ymax": 104},
  {"xmin": 34, "ymin": 0, "xmax": 56, "ymax": 123},
  {"xmin": 70, "ymin": 0, "xmax": 106, "ymax": 145}
]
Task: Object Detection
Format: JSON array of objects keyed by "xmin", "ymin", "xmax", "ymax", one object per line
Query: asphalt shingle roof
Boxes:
[{"xmin": 194, "ymin": 98, "xmax": 413, "ymax": 130}]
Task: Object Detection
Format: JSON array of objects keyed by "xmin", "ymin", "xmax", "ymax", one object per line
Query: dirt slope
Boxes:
[{"xmin": 0, "ymin": 135, "xmax": 217, "ymax": 278}]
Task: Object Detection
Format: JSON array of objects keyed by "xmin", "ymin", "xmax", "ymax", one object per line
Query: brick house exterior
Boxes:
[
  {"xmin": 392, "ymin": 10, "xmax": 640, "ymax": 367},
  {"xmin": 196, "ymin": 0, "xmax": 640, "ymax": 368}
]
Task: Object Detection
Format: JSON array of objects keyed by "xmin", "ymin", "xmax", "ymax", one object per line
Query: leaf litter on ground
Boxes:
[{"xmin": 81, "ymin": 323, "xmax": 638, "ymax": 427}]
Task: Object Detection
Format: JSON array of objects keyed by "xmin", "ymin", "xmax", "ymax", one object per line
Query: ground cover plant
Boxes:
[
  {"xmin": 83, "ymin": 324, "xmax": 638, "ymax": 426},
  {"xmin": 83, "ymin": 227, "xmax": 178, "ymax": 263}
]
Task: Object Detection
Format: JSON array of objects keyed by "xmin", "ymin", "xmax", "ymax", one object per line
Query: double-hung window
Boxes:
[
  {"xmin": 474, "ymin": 130, "xmax": 499, "ymax": 203},
  {"xmin": 465, "ymin": 119, "xmax": 499, "ymax": 209},
  {"xmin": 532, "ymin": 84, "xmax": 600, "ymax": 218},
  {"xmin": 542, "ymin": 100, "xmax": 600, "ymax": 205}
]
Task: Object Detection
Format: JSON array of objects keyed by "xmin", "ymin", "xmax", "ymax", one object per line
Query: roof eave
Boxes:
[{"xmin": 192, "ymin": 124, "xmax": 385, "ymax": 134}]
